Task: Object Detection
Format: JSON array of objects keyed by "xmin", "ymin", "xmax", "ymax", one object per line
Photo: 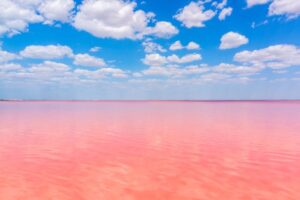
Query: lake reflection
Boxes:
[{"xmin": 0, "ymin": 101, "xmax": 300, "ymax": 199}]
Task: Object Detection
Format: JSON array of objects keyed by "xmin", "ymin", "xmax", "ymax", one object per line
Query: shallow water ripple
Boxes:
[{"xmin": 0, "ymin": 101, "xmax": 300, "ymax": 199}]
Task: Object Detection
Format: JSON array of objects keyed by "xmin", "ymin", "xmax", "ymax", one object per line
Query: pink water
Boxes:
[{"xmin": 0, "ymin": 101, "xmax": 300, "ymax": 199}]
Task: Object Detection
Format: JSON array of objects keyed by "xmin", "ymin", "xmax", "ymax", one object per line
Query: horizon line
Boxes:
[{"xmin": 1, "ymin": 99, "xmax": 300, "ymax": 102}]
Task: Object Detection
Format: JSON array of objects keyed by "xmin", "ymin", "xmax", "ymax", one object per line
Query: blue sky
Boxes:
[{"xmin": 0, "ymin": 0, "xmax": 300, "ymax": 100}]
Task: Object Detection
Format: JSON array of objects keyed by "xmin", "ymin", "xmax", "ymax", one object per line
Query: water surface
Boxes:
[{"xmin": 0, "ymin": 101, "xmax": 300, "ymax": 199}]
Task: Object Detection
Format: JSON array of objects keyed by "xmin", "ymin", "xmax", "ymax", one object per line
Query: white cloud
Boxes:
[
  {"xmin": 219, "ymin": 7, "xmax": 233, "ymax": 20},
  {"xmin": 25, "ymin": 61, "xmax": 71, "ymax": 81},
  {"xmin": 29, "ymin": 61, "xmax": 70, "ymax": 72},
  {"xmin": 184, "ymin": 65, "xmax": 210, "ymax": 74},
  {"xmin": 167, "ymin": 53, "xmax": 202, "ymax": 63},
  {"xmin": 20, "ymin": 45, "xmax": 73, "ymax": 59},
  {"xmin": 73, "ymin": 0, "xmax": 177, "ymax": 39},
  {"xmin": 143, "ymin": 52, "xmax": 202, "ymax": 67},
  {"xmin": 234, "ymin": 44, "xmax": 300, "ymax": 69},
  {"xmin": 73, "ymin": 0, "xmax": 152, "ymax": 39},
  {"xmin": 0, "ymin": 49, "xmax": 18, "ymax": 63},
  {"xmin": 89, "ymin": 46, "xmax": 101, "ymax": 53},
  {"xmin": 246, "ymin": 0, "xmax": 271, "ymax": 7},
  {"xmin": 1, "ymin": 60, "xmax": 126, "ymax": 83},
  {"xmin": 142, "ymin": 66, "xmax": 172, "ymax": 76},
  {"xmin": 141, "ymin": 44, "xmax": 284, "ymax": 79},
  {"xmin": 0, "ymin": 0, "xmax": 75, "ymax": 36},
  {"xmin": 247, "ymin": 0, "xmax": 300, "ymax": 19},
  {"xmin": 219, "ymin": 32, "xmax": 249, "ymax": 50},
  {"xmin": 187, "ymin": 41, "xmax": 200, "ymax": 50},
  {"xmin": 169, "ymin": 41, "xmax": 184, "ymax": 51},
  {"xmin": 142, "ymin": 61, "xmax": 264, "ymax": 78},
  {"xmin": 142, "ymin": 61, "xmax": 263, "ymax": 79},
  {"xmin": 73, "ymin": 53, "xmax": 106, "ymax": 67},
  {"xmin": 268, "ymin": 0, "xmax": 300, "ymax": 19},
  {"xmin": 75, "ymin": 68, "xmax": 127, "ymax": 79},
  {"xmin": 201, "ymin": 73, "xmax": 231, "ymax": 81},
  {"xmin": 174, "ymin": 1, "xmax": 215, "ymax": 28},
  {"xmin": 74, "ymin": 69, "xmax": 98, "ymax": 77},
  {"xmin": 144, "ymin": 21, "xmax": 179, "ymax": 38},
  {"xmin": 0, "ymin": 63, "xmax": 23, "ymax": 71},
  {"xmin": 99, "ymin": 68, "xmax": 128, "ymax": 78},
  {"xmin": 142, "ymin": 40, "xmax": 166, "ymax": 53},
  {"xmin": 143, "ymin": 53, "xmax": 167, "ymax": 66},
  {"xmin": 170, "ymin": 41, "xmax": 200, "ymax": 51},
  {"xmin": 216, "ymin": 0, "xmax": 228, "ymax": 9},
  {"xmin": 0, "ymin": 0, "xmax": 42, "ymax": 36},
  {"xmin": 142, "ymin": 64, "xmax": 209, "ymax": 77},
  {"xmin": 38, "ymin": 0, "xmax": 75, "ymax": 24},
  {"xmin": 1, "ymin": 0, "xmax": 179, "ymax": 39},
  {"xmin": 213, "ymin": 63, "xmax": 263, "ymax": 75}
]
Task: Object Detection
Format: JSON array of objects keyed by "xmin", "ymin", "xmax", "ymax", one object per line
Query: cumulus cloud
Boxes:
[
  {"xmin": 0, "ymin": 49, "xmax": 18, "ymax": 63},
  {"xmin": 18, "ymin": 61, "xmax": 74, "ymax": 82},
  {"xmin": 246, "ymin": 0, "xmax": 271, "ymax": 8},
  {"xmin": 143, "ymin": 53, "xmax": 202, "ymax": 66},
  {"xmin": 143, "ymin": 53, "xmax": 167, "ymax": 66},
  {"xmin": 213, "ymin": 63, "xmax": 263, "ymax": 75},
  {"xmin": 144, "ymin": 21, "xmax": 179, "ymax": 38},
  {"xmin": 142, "ymin": 40, "xmax": 166, "ymax": 53},
  {"xmin": 0, "ymin": 0, "xmax": 179, "ymax": 39},
  {"xmin": 187, "ymin": 41, "xmax": 201, "ymax": 50},
  {"xmin": 0, "ymin": 0, "xmax": 74, "ymax": 36},
  {"xmin": 142, "ymin": 66, "xmax": 173, "ymax": 76},
  {"xmin": 142, "ymin": 64, "xmax": 209, "ymax": 77},
  {"xmin": 268, "ymin": 0, "xmax": 300, "ymax": 19},
  {"xmin": 20, "ymin": 45, "xmax": 73, "ymax": 59},
  {"xmin": 73, "ymin": 53, "xmax": 106, "ymax": 67},
  {"xmin": 174, "ymin": 1, "xmax": 215, "ymax": 28},
  {"xmin": 29, "ymin": 60, "xmax": 70, "ymax": 73},
  {"xmin": 1, "ymin": 60, "xmax": 127, "ymax": 84},
  {"xmin": 137, "ymin": 44, "xmax": 295, "ymax": 83},
  {"xmin": 247, "ymin": 0, "xmax": 300, "ymax": 19},
  {"xmin": 73, "ymin": 0, "xmax": 177, "ymax": 39},
  {"xmin": 75, "ymin": 68, "xmax": 127, "ymax": 79},
  {"xmin": 170, "ymin": 41, "xmax": 200, "ymax": 51},
  {"xmin": 38, "ymin": 0, "xmax": 75, "ymax": 24},
  {"xmin": 201, "ymin": 73, "xmax": 230, "ymax": 81},
  {"xmin": 185, "ymin": 65, "xmax": 210, "ymax": 74},
  {"xmin": 169, "ymin": 41, "xmax": 184, "ymax": 51},
  {"xmin": 99, "ymin": 68, "xmax": 128, "ymax": 78},
  {"xmin": 140, "ymin": 62, "xmax": 262, "ymax": 79},
  {"xmin": 234, "ymin": 44, "xmax": 300, "ymax": 69},
  {"xmin": 219, "ymin": 32, "xmax": 249, "ymax": 50},
  {"xmin": 167, "ymin": 53, "xmax": 202, "ymax": 63},
  {"xmin": 73, "ymin": 0, "xmax": 151, "ymax": 39},
  {"xmin": 0, "ymin": 63, "xmax": 23, "ymax": 71},
  {"xmin": 219, "ymin": 7, "xmax": 233, "ymax": 20},
  {"xmin": 0, "ymin": 0, "xmax": 42, "ymax": 36}
]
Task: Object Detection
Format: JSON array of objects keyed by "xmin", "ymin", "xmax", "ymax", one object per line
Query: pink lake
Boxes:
[{"xmin": 0, "ymin": 101, "xmax": 300, "ymax": 199}]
